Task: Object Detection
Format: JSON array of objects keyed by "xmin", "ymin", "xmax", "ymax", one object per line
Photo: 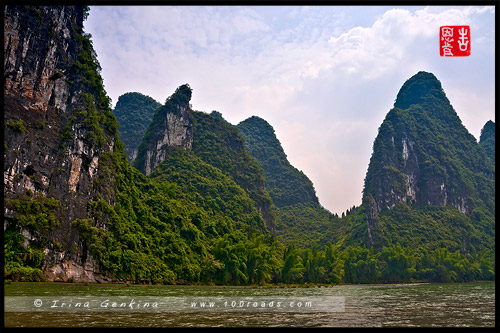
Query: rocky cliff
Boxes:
[
  {"xmin": 134, "ymin": 84, "xmax": 193, "ymax": 176},
  {"xmin": 362, "ymin": 71, "xmax": 495, "ymax": 246},
  {"xmin": 4, "ymin": 5, "xmax": 118, "ymax": 282}
]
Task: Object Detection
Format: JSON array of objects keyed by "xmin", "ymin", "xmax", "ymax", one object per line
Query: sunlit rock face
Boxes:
[{"xmin": 134, "ymin": 84, "xmax": 194, "ymax": 176}]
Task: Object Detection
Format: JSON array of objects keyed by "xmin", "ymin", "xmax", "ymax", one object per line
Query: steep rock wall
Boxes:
[
  {"xmin": 134, "ymin": 85, "xmax": 194, "ymax": 176},
  {"xmin": 4, "ymin": 6, "xmax": 116, "ymax": 282}
]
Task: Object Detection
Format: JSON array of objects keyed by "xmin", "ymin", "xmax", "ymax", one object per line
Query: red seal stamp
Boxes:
[{"xmin": 440, "ymin": 26, "xmax": 471, "ymax": 57}]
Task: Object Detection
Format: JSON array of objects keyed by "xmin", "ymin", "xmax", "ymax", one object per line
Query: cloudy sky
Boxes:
[{"xmin": 85, "ymin": 5, "xmax": 495, "ymax": 215}]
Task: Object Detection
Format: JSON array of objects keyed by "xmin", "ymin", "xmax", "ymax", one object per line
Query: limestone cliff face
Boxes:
[
  {"xmin": 134, "ymin": 84, "xmax": 194, "ymax": 175},
  {"xmin": 4, "ymin": 6, "xmax": 117, "ymax": 282},
  {"xmin": 362, "ymin": 72, "xmax": 495, "ymax": 245},
  {"xmin": 4, "ymin": 6, "xmax": 81, "ymax": 112}
]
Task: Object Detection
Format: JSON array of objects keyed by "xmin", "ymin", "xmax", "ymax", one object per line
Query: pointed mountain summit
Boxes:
[
  {"xmin": 237, "ymin": 116, "xmax": 340, "ymax": 248},
  {"xmin": 394, "ymin": 71, "xmax": 448, "ymax": 109},
  {"xmin": 237, "ymin": 116, "xmax": 319, "ymax": 207},
  {"xmin": 362, "ymin": 72, "xmax": 494, "ymax": 249},
  {"xmin": 479, "ymin": 120, "xmax": 495, "ymax": 165},
  {"xmin": 134, "ymin": 84, "xmax": 194, "ymax": 175},
  {"xmin": 113, "ymin": 92, "xmax": 161, "ymax": 164}
]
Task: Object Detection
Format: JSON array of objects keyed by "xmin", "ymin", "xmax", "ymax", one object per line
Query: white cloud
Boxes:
[{"xmin": 85, "ymin": 5, "xmax": 495, "ymax": 214}]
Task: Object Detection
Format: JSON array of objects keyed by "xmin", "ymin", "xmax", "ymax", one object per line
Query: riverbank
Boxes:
[{"xmin": 5, "ymin": 279, "xmax": 494, "ymax": 291}]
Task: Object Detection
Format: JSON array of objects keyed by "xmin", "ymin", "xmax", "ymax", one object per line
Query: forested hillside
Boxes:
[
  {"xmin": 479, "ymin": 120, "xmax": 495, "ymax": 166},
  {"xmin": 113, "ymin": 92, "xmax": 161, "ymax": 163},
  {"xmin": 237, "ymin": 116, "xmax": 319, "ymax": 208},
  {"xmin": 237, "ymin": 116, "xmax": 340, "ymax": 248}
]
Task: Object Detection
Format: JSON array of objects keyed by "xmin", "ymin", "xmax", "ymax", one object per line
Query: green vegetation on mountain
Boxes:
[
  {"xmin": 4, "ymin": 195, "xmax": 62, "ymax": 282},
  {"xmin": 236, "ymin": 116, "xmax": 338, "ymax": 248},
  {"xmin": 91, "ymin": 146, "xmax": 287, "ymax": 285},
  {"xmin": 274, "ymin": 202, "xmax": 338, "ymax": 248},
  {"xmin": 372, "ymin": 203, "xmax": 494, "ymax": 252},
  {"xmin": 4, "ymin": 227, "xmax": 46, "ymax": 282},
  {"xmin": 75, "ymin": 85, "xmax": 277, "ymax": 283},
  {"xmin": 150, "ymin": 148, "xmax": 267, "ymax": 235},
  {"xmin": 237, "ymin": 116, "xmax": 318, "ymax": 207},
  {"xmin": 113, "ymin": 92, "xmax": 161, "ymax": 163},
  {"xmin": 193, "ymin": 112, "xmax": 276, "ymax": 231},
  {"xmin": 71, "ymin": 144, "xmax": 277, "ymax": 284},
  {"xmin": 361, "ymin": 71, "xmax": 495, "ymax": 252},
  {"xmin": 479, "ymin": 120, "xmax": 495, "ymax": 166},
  {"xmin": 59, "ymin": 122, "xmax": 277, "ymax": 284}
]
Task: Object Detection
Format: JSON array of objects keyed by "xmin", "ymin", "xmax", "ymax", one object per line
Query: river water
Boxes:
[{"xmin": 4, "ymin": 281, "xmax": 494, "ymax": 327}]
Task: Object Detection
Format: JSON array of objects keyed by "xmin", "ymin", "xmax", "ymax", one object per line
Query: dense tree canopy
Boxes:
[{"xmin": 113, "ymin": 92, "xmax": 161, "ymax": 163}]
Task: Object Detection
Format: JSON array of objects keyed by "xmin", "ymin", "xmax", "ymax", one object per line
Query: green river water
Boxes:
[{"xmin": 4, "ymin": 281, "xmax": 494, "ymax": 327}]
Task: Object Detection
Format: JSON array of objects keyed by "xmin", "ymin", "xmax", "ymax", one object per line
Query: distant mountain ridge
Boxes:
[
  {"xmin": 479, "ymin": 120, "xmax": 495, "ymax": 166},
  {"xmin": 237, "ymin": 116, "xmax": 319, "ymax": 208},
  {"xmin": 113, "ymin": 92, "xmax": 161, "ymax": 164},
  {"xmin": 237, "ymin": 116, "xmax": 342, "ymax": 248}
]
